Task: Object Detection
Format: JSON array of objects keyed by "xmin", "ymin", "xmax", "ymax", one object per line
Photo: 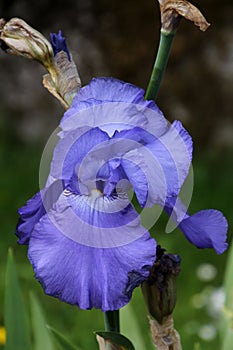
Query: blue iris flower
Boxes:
[{"xmin": 16, "ymin": 77, "xmax": 228, "ymax": 311}]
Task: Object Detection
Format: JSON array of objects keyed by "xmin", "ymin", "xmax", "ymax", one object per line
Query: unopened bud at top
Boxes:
[
  {"xmin": 0, "ymin": 18, "xmax": 55, "ymax": 76},
  {"xmin": 43, "ymin": 30, "xmax": 81, "ymax": 108},
  {"xmin": 50, "ymin": 30, "xmax": 71, "ymax": 61},
  {"xmin": 0, "ymin": 18, "xmax": 81, "ymax": 109}
]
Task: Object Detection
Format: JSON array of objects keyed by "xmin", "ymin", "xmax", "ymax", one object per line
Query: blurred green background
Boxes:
[{"xmin": 0, "ymin": 0, "xmax": 232, "ymax": 349}]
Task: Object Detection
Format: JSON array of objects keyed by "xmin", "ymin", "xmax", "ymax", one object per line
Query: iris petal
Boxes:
[
  {"xmin": 60, "ymin": 78, "xmax": 168, "ymax": 138},
  {"xmin": 45, "ymin": 189, "xmax": 149, "ymax": 248},
  {"xmin": 164, "ymin": 197, "xmax": 228, "ymax": 254},
  {"xmin": 120, "ymin": 149, "xmax": 150, "ymax": 207},
  {"xmin": 142, "ymin": 120, "xmax": 192, "ymax": 196},
  {"xmin": 179, "ymin": 210, "xmax": 228, "ymax": 254},
  {"xmin": 73, "ymin": 77, "xmax": 150, "ymax": 105},
  {"xmin": 28, "ymin": 193, "xmax": 156, "ymax": 311},
  {"xmin": 121, "ymin": 121, "xmax": 192, "ymax": 207},
  {"xmin": 50, "ymin": 127, "xmax": 109, "ymax": 184},
  {"xmin": 16, "ymin": 192, "xmax": 45, "ymax": 244},
  {"xmin": 63, "ymin": 77, "xmax": 159, "ymax": 114},
  {"xmin": 16, "ymin": 180, "xmax": 63, "ymax": 244}
]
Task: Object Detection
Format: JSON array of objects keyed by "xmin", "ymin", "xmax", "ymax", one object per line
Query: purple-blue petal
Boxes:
[
  {"xmin": 66, "ymin": 77, "xmax": 156, "ymax": 109},
  {"xmin": 16, "ymin": 180, "xmax": 64, "ymax": 244},
  {"xmin": 120, "ymin": 152, "xmax": 149, "ymax": 207},
  {"xmin": 43, "ymin": 190, "xmax": 148, "ymax": 247},
  {"xmin": 164, "ymin": 197, "xmax": 228, "ymax": 254},
  {"xmin": 179, "ymin": 210, "xmax": 228, "ymax": 254},
  {"xmin": 145, "ymin": 120, "xmax": 192, "ymax": 191},
  {"xmin": 50, "ymin": 127, "xmax": 109, "ymax": 184},
  {"xmin": 112, "ymin": 126, "xmax": 157, "ymax": 145},
  {"xmin": 60, "ymin": 78, "xmax": 168, "ymax": 138},
  {"xmin": 50, "ymin": 30, "xmax": 71, "ymax": 61},
  {"xmin": 120, "ymin": 120, "xmax": 192, "ymax": 208},
  {"xmin": 16, "ymin": 191, "xmax": 45, "ymax": 245},
  {"xmin": 28, "ymin": 212, "xmax": 156, "ymax": 311}
]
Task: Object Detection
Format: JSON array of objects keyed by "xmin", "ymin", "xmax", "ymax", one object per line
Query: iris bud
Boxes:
[
  {"xmin": 0, "ymin": 18, "xmax": 81, "ymax": 108},
  {"xmin": 0, "ymin": 18, "xmax": 55, "ymax": 75},
  {"xmin": 141, "ymin": 246, "xmax": 181, "ymax": 324}
]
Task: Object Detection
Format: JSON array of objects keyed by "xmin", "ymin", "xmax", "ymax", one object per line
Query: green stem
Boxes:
[
  {"xmin": 145, "ymin": 30, "xmax": 176, "ymax": 101},
  {"xmin": 103, "ymin": 311, "xmax": 120, "ymax": 350},
  {"xmin": 104, "ymin": 310, "xmax": 120, "ymax": 332}
]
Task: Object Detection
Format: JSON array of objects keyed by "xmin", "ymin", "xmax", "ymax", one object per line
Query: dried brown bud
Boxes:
[
  {"xmin": 0, "ymin": 18, "xmax": 55, "ymax": 74},
  {"xmin": 157, "ymin": 0, "xmax": 210, "ymax": 33},
  {"xmin": 0, "ymin": 18, "xmax": 81, "ymax": 108}
]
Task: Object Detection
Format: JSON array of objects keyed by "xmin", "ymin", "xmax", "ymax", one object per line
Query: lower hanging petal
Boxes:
[
  {"xmin": 179, "ymin": 210, "xmax": 228, "ymax": 254},
  {"xmin": 164, "ymin": 197, "xmax": 228, "ymax": 254},
  {"xmin": 16, "ymin": 191, "xmax": 45, "ymax": 244},
  {"xmin": 28, "ymin": 212, "xmax": 156, "ymax": 311},
  {"xmin": 45, "ymin": 189, "xmax": 153, "ymax": 248},
  {"xmin": 16, "ymin": 180, "xmax": 63, "ymax": 244}
]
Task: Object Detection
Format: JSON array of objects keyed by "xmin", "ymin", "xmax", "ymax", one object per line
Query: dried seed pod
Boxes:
[
  {"xmin": 0, "ymin": 18, "xmax": 55, "ymax": 74},
  {"xmin": 157, "ymin": 0, "xmax": 210, "ymax": 33}
]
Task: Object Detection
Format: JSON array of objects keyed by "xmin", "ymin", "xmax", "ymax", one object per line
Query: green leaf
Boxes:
[
  {"xmin": 47, "ymin": 326, "xmax": 82, "ymax": 350},
  {"xmin": 30, "ymin": 292, "xmax": 55, "ymax": 350},
  {"xmin": 4, "ymin": 249, "xmax": 31, "ymax": 350},
  {"xmin": 221, "ymin": 243, "xmax": 233, "ymax": 350},
  {"xmin": 121, "ymin": 303, "xmax": 148, "ymax": 350},
  {"xmin": 95, "ymin": 331, "xmax": 135, "ymax": 350}
]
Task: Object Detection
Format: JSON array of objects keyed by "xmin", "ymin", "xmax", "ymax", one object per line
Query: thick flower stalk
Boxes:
[
  {"xmin": 146, "ymin": 0, "xmax": 210, "ymax": 101},
  {"xmin": 16, "ymin": 77, "xmax": 228, "ymax": 311}
]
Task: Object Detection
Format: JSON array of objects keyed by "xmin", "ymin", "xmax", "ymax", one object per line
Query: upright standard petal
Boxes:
[
  {"xmin": 50, "ymin": 126, "xmax": 109, "ymax": 184},
  {"xmin": 120, "ymin": 121, "xmax": 192, "ymax": 207},
  {"xmin": 142, "ymin": 120, "xmax": 192, "ymax": 196},
  {"xmin": 60, "ymin": 78, "xmax": 169, "ymax": 138},
  {"xmin": 63, "ymin": 77, "xmax": 158, "ymax": 112}
]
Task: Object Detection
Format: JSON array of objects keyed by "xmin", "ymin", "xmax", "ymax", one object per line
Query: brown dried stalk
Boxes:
[{"xmin": 149, "ymin": 315, "xmax": 182, "ymax": 350}]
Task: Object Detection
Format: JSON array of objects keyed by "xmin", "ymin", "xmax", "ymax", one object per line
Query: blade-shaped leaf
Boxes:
[
  {"xmin": 47, "ymin": 326, "xmax": 82, "ymax": 350},
  {"xmin": 4, "ymin": 249, "xmax": 31, "ymax": 350},
  {"xmin": 121, "ymin": 303, "xmax": 148, "ymax": 350},
  {"xmin": 30, "ymin": 292, "xmax": 55, "ymax": 350},
  {"xmin": 221, "ymin": 243, "xmax": 233, "ymax": 350},
  {"xmin": 95, "ymin": 331, "xmax": 135, "ymax": 350}
]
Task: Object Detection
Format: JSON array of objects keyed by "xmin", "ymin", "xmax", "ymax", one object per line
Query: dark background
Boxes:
[
  {"xmin": 0, "ymin": 1, "xmax": 232, "ymax": 349},
  {"xmin": 1, "ymin": 0, "xmax": 233, "ymax": 149}
]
